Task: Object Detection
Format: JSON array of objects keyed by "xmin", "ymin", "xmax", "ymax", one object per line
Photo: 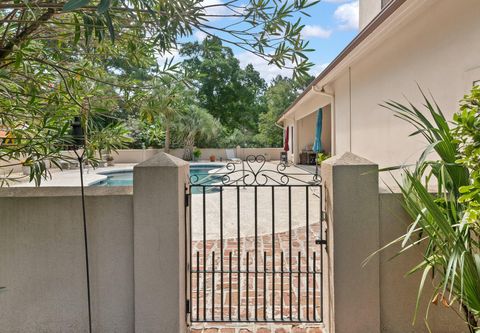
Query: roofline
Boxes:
[{"xmin": 278, "ymin": 0, "xmax": 408, "ymax": 123}]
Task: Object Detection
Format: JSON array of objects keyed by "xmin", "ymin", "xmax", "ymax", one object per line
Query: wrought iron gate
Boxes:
[{"xmin": 186, "ymin": 155, "xmax": 325, "ymax": 324}]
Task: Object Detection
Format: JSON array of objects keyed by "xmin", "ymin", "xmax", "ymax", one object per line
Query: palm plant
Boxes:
[
  {"xmin": 173, "ymin": 105, "xmax": 221, "ymax": 161},
  {"xmin": 140, "ymin": 80, "xmax": 180, "ymax": 153},
  {"xmin": 370, "ymin": 89, "xmax": 480, "ymax": 332}
]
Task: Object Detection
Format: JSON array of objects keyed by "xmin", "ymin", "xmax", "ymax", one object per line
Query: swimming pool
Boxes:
[{"xmin": 92, "ymin": 164, "xmax": 225, "ymax": 192}]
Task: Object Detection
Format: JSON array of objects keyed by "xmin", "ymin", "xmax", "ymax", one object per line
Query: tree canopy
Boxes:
[{"xmin": 0, "ymin": 0, "xmax": 320, "ymax": 184}]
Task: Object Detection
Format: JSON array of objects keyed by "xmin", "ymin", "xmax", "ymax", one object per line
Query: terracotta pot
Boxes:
[{"xmin": 209, "ymin": 155, "xmax": 216, "ymax": 162}]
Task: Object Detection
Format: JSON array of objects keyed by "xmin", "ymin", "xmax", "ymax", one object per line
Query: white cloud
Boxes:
[
  {"xmin": 194, "ymin": 30, "xmax": 208, "ymax": 41},
  {"xmin": 334, "ymin": 1, "xmax": 359, "ymax": 30},
  {"xmin": 237, "ymin": 52, "xmax": 293, "ymax": 82},
  {"xmin": 201, "ymin": 0, "xmax": 231, "ymax": 19},
  {"xmin": 237, "ymin": 52, "xmax": 330, "ymax": 82},
  {"xmin": 302, "ymin": 25, "xmax": 332, "ymax": 39},
  {"xmin": 323, "ymin": 0, "xmax": 350, "ymax": 2}
]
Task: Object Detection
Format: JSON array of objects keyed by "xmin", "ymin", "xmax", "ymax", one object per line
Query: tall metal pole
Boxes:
[{"xmin": 74, "ymin": 149, "xmax": 92, "ymax": 333}]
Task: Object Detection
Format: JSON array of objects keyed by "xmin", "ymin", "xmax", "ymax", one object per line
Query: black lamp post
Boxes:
[{"xmin": 71, "ymin": 116, "xmax": 93, "ymax": 333}]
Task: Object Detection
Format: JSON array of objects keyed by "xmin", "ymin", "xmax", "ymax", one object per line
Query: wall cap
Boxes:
[
  {"xmin": 135, "ymin": 152, "xmax": 188, "ymax": 168},
  {"xmin": 0, "ymin": 186, "xmax": 132, "ymax": 198},
  {"xmin": 323, "ymin": 152, "xmax": 377, "ymax": 166}
]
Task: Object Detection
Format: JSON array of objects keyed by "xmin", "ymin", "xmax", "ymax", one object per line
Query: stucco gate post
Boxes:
[
  {"xmin": 321, "ymin": 152, "xmax": 380, "ymax": 333},
  {"xmin": 133, "ymin": 152, "xmax": 189, "ymax": 333}
]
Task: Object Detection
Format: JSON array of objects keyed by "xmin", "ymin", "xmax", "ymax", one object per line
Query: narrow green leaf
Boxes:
[{"xmin": 62, "ymin": 0, "xmax": 91, "ymax": 12}]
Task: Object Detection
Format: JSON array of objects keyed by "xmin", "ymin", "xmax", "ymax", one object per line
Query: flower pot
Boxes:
[{"xmin": 209, "ymin": 155, "xmax": 216, "ymax": 162}]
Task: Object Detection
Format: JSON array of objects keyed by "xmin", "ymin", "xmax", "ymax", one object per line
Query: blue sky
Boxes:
[{"xmin": 164, "ymin": 0, "xmax": 360, "ymax": 82}]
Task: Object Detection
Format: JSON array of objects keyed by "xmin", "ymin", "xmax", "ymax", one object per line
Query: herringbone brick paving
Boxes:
[{"xmin": 190, "ymin": 223, "xmax": 325, "ymax": 328}]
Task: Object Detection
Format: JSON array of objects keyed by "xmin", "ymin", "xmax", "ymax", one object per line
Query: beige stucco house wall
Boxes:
[{"xmin": 279, "ymin": 0, "xmax": 480, "ymax": 173}]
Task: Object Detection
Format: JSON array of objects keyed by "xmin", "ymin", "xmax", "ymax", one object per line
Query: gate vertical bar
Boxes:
[
  {"xmin": 271, "ymin": 186, "xmax": 276, "ymax": 321},
  {"xmin": 237, "ymin": 186, "xmax": 241, "ymax": 321},
  {"xmin": 297, "ymin": 251, "xmax": 301, "ymax": 321},
  {"xmin": 212, "ymin": 251, "xmax": 215, "ymax": 321},
  {"xmin": 254, "ymin": 186, "xmax": 258, "ymax": 321},
  {"xmin": 320, "ymin": 184, "xmax": 324, "ymax": 323},
  {"xmin": 306, "ymin": 186, "xmax": 310, "ymax": 321},
  {"xmin": 263, "ymin": 251, "xmax": 267, "ymax": 321},
  {"xmin": 288, "ymin": 186, "xmax": 292, "ymax": 320},
  {"xmin": 220, "ymin": 187, "xmax": 224, "ymax": 321},
  {"xmin": 280, "ymin": 251, "xmax": 284, "ymax": 320},
  {"xmin": 196, "ymin": 252, "xmax": 200, "ymax": 321},
  {"xmin": 229, "ymin": 252, "xmax": 232, "ymax": 321},
  {"xmin": 246, "ymin": 252, "xmax": 250, "ymax": 321},
  {"xmin": 202, "ymin": 186, "xmax": 206, "ymax": 321},
  {"xmin": 313, "ymin": 251, "xmax": 316, "ymax": 322},
  {"xmin": 189, "ymin": 188, "xmax": 193, "ymax": 318}
]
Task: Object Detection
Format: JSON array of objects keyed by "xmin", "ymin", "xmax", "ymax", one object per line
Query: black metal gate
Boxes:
[{"xmin": 186, "ymin": 155, "xmax": 325, "ymax": 324}]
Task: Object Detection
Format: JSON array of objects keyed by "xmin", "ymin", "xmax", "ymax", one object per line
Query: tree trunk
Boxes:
[
  {"xmin": 183, "ymin": 136, "xmax": 195, "ymax": 161},
  {"xmin": 164, "ymin": 125, "xmax": 170, "ymax": 153}
]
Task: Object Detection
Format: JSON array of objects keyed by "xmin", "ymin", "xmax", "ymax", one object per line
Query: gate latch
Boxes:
[{"xmin": 315, "ymin": 239, "xmax": 327, "ymax": 246}]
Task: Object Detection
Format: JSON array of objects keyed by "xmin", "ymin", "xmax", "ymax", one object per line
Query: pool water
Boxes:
[{"xmin": 93, "ymin": 164, "xmax": 224, "ymax": 193}]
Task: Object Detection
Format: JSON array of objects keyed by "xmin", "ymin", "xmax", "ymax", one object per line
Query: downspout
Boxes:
[{"xmin": 311, "ymin": 85, "xmax": 335, "ymax": 155}]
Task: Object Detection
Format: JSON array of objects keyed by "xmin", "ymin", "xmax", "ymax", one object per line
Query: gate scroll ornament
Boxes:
[{"xmin": 189, "ymin": 154, "xmax": 321, "ymax": 186}]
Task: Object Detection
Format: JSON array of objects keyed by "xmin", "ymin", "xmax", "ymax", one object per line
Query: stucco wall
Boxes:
[
  {"xmin": 101, "ymin": 147, "xmax": 284, "ymax": 163},
  {"xmin": 0, "ymin": 187, "xmax": 134, "ymax": 332},
  {"xmin": 297, "ymin": 111, "xmax": 317, "ymax": 152},
  {"xmin": 379, "ymin": 191, "xmax": 466, "ymax": 332},
  {"xmin": 334, "ymin": 0, "xmax": 480, "ymax": 169}
]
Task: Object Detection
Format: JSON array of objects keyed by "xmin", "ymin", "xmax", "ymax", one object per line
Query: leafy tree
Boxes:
[
  {"xmin": 255, "ymin": 75, "xmax": 314, "ymax": 147},
  {"xmin": 0, "ymin": 0, "xmax": 319, "ymax": 185},
  {"xmin": 181, "ymin": 37, "xmax": 266, "ymax": 132},
  {"xmin": 139, "ymin": 78, "xmax": 186, "ymax": 152}
]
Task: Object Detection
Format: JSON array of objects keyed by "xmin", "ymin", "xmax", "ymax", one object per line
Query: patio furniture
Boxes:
[
  {"xmin": 225, "ymin": 149, "xmax": 242, "ymax": 163},
  {"xmin": 300, "ymin": 150, "xmax": 317, "ymax": 165}
]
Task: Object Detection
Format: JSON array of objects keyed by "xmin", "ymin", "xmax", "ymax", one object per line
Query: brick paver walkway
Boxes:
[
  {"xmin": 190, "ymin": 323, "xmax": 325, "ymax": 332},
  {"xmin": 190, "ymin": 222, "xmax": 325, "ymax": 323}
]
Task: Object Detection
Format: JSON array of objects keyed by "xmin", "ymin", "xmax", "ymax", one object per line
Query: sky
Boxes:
[
  {"xmin": 235, "ymin": 0, "xmax": 360, "ymax": 81},
  {"xmin": 162, "ymin": 0, "xmax": 360, "ymax": 83}
]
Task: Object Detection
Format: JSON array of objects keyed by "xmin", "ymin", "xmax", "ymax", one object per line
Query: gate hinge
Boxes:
[
  {"xmin": 321, "ymin": 211, "xmax": 327, "ymax": 222},
  {"xmin": 186, "ymin": 299, "xmax": 190, "ymax": 314},
  {"xmin": 185, "ymin": 192, "xmax": 190, "ymax": 207}
]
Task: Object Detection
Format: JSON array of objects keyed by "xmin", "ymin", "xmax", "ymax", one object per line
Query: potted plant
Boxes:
[
  {"xmin": 316, "ymin": 152, "xmax": 330, "ymax": 165},
  {"xmin": 209, "ymin": 154, "xmax": 216, "ymax": 162},
  {"xmin": 106, "ymin": 154, "xmax": 115, "ymax": 166},
  {"xmin": 192, "ymin": 147, "xmax": 201, "ymax": 161}
]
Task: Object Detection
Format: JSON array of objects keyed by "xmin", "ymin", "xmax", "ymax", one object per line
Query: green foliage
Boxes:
[
  {"xmin": 316, "ymin": 152, "xmax": 330, "ymax": 165},
  {"xmin": 0, "ymin": 0, "xmax": 319, "ymax": 185},
  {"xmin": 453, "ymin": 86, "xmax": 480, "ymax": 223},
  {"xmin": 370, "ymin": 88, "xmax": 480, "ymax": 332},
  {"xmin": 181, "ymin": 38, "xmax": 267, "ymax": 133},
  {"xmin": 172, "ymin": 105, "xmax": 221, "ymax": 160},
  {"xmin": 127, "ymin": 117, "xmax": 165, "ymax": 148},
  {"xmin": 255, "ymin": 75, "xmax": 314, "ymax": 147},
  {"xmin": 88, "ymin": 122, "xmax": 133, "ymax": 157},
  {"xmin": 192, "ymin": 147, "xmax": 202, "ymax": 160}
]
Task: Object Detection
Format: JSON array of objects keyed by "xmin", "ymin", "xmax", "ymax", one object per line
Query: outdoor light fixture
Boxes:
[{"xmin": 70, "ymin": 116, "xmax": 92, "ymax": 333}]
